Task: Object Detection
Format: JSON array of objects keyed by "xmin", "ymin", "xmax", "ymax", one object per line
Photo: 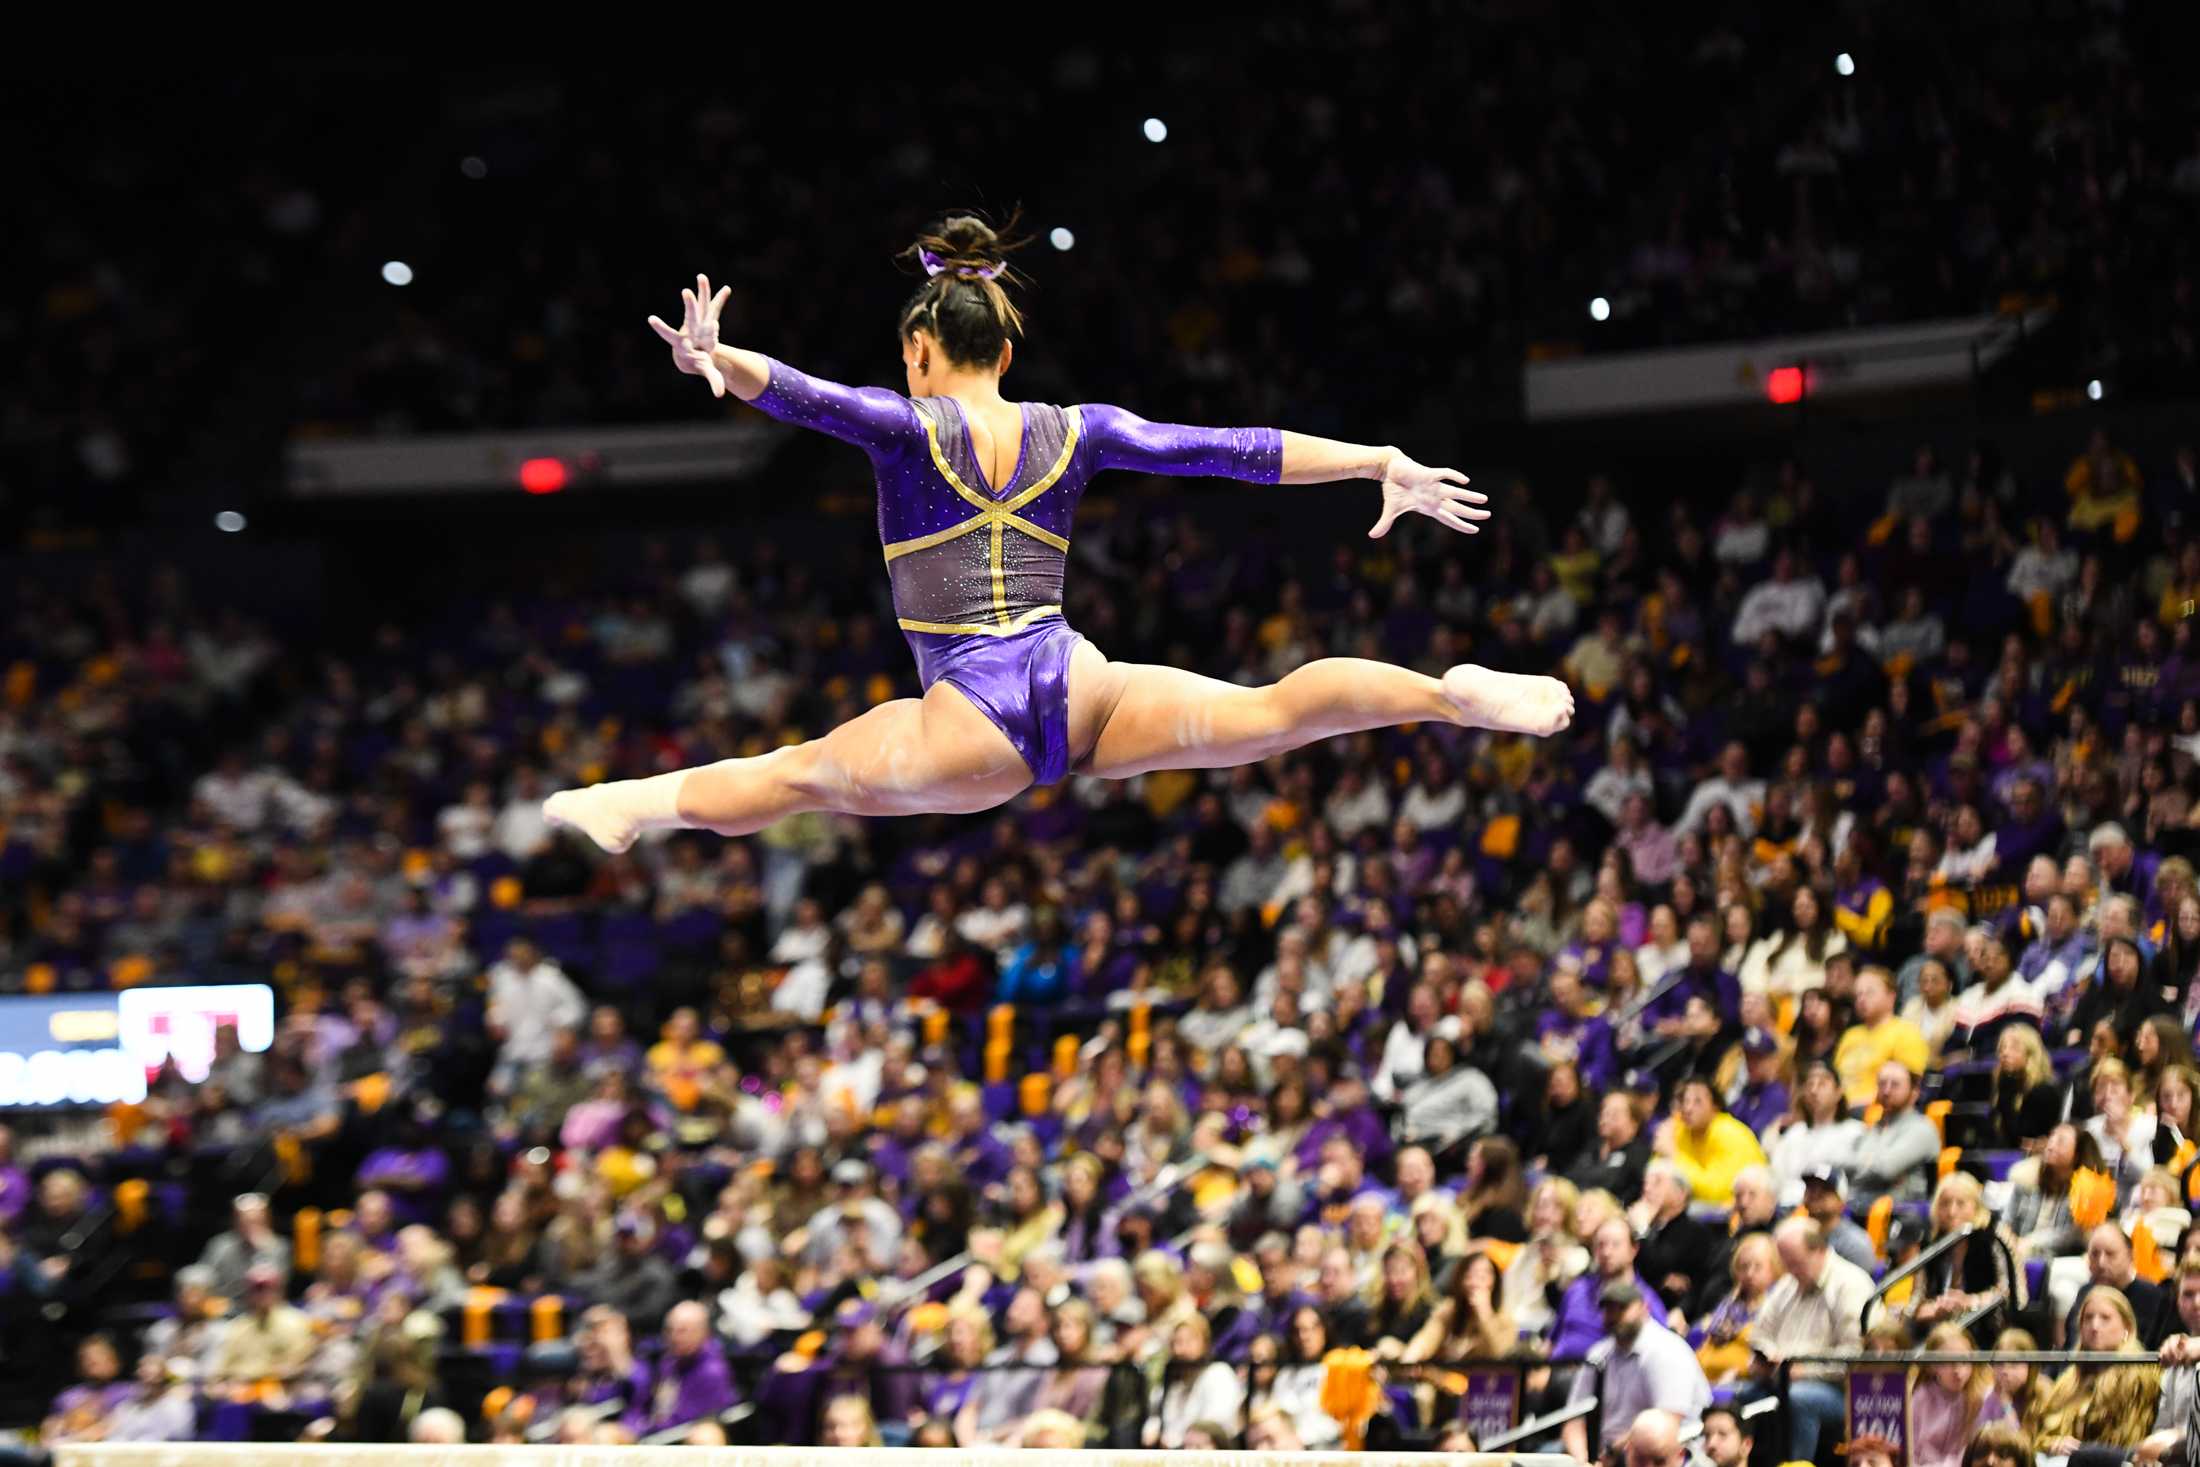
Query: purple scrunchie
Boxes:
[{"xmin": 919, "ymin": 248, "xmax": 1001, "ymax": 280}]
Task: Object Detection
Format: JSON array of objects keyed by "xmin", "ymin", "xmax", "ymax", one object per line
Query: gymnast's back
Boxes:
[{"xmin": 747, "ymin": 356, "xmax": 1281, "ymax": 639}]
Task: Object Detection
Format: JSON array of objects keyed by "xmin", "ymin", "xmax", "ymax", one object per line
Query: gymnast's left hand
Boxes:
[{"xmin": 1368, "ymin": 452, "xmax": 1489, "ymax": 538}]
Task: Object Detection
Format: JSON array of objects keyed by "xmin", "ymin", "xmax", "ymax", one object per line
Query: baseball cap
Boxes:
[
  {"xmin": 1742, "ymin": 1027, "xmax": 1779, "ymax": 1057},
  {"xmin": 830, "ymin": 1159, "xmax": 869, "ymax": 1186},
  {"xmin": 1597, "ymin": 1278, "xmax": 1643, "ymax": 1309},
  {"xmin": 1624, "ymin": 1069, "xmax": 1663, "ymax": 1097},
  {"xmin": 1801, "ymin": 1166, "xmax": 1848, "ymax": 1198},
  {"xmin": 834, "ymin": 1300, "xmax": 879, "ymax": 1329}
]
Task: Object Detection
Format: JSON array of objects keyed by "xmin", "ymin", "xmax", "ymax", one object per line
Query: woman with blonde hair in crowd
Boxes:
[
  {"xmin": 1987, "ymin": 1024, "xmax": 2061, "ymax": 1150},
  {"xmin": 1904, "ymin": 1173, "xmax": 2024, "ymax": 1339},
  {"xmin": 2123, "ymin": 1167, "xmax": 2192, "ymax": 1262},
  {"xmin": 819, "ymin": 1394, "xmax": 883, "ymax": 1448},
  {"xmin": 1906, "ymin": 1324, "xmax": 2013, "ymax": 1467},
  {"xmin": 1131, "ymin": 1250, "xmax": 1196, "ymax": 1360},
  {"xmin": 1571, "ymin": 1188, "xmax": 1625, "ymax": 1249},
  {"xmin": 1020, "ymin": 1299, "xmax": 1108, "ymax": 1443},
  {"xmin": 1504, "ymin": 1178, "xmax": 1588, "ymax": 1340},
  {"xmin": 1988, "ymin": 1327, "xmax": 2054, "ymax": 1444},
  {"xmin": 1694, "ymin": 1232, "xmax": 1784, "ymax": 1385},
  {"xmin": 2035, "ymin": 1287, "xmax": 2162, "ymax": 1455},
  {"xmin": 2088, "ymin": 1058, "xmax": 2161, "ymax": 1202},
  {"xmin": 1410, "ymin": 1192, "xmax": 1470, "ymax": 1292},
  {"xmin": 1364, "ymin": 1238, "xmax": 1439, "ymax": 1356},
  {"xmin": 1146, "ymin": 1313, "xmax": 1244, "ymax": 1449}
]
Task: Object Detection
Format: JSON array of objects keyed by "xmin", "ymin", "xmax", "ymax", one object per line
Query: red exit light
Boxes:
[
  {"xmin": 519, "ymin": 457, "xmax": 569, "ymax": 494},
  {"xmin": 1766, "ymin": 366, "xmax": 1806, "ymax": 405}
]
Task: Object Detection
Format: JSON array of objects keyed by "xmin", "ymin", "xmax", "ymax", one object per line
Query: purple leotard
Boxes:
[{"xmin": 748, "ymin": 358, "xmax": 1284, "ymax": 782}]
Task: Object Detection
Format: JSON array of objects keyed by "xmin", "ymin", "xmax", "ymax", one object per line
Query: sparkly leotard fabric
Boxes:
[{"xmin": 749, "ymin": 357, "xmax": 1284, "ymax": 782}]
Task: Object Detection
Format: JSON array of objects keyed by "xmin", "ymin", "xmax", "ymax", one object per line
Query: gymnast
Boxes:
[{"xmin": 545, "ymin": 213, "xmax": 1573, "ymax": 854}]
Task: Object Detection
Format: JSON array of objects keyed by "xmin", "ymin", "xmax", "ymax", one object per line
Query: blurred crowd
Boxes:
[
  {"xmin": 10, "ymin": 2, "xmax": 2200, "ymax": 545},
  {"xmin": 6, "ymin": 388, "xmax": 2200, "ymax": 1464}
]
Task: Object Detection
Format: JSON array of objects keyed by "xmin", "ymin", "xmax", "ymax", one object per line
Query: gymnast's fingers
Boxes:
[
  {"xmin": 1434, "ymin": 508, "xmax": 1479, "ymax": 535},
  {"xmin": 1368, "ymin": 505, "xmax": 1399, "ymax": 540},
  {"xmin": 704, "ymin": 360, "xmax": 727, "ymax": 398},
  {"xmin": 648, "ymin": 316, "xmax": 684, "ymax": 346},
  {"xmin": 710, "ymin": 286, "xmax": 730, "ymax": 325}
]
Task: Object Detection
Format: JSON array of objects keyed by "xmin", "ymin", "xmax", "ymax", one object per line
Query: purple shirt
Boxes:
[
  {"xmin": 1548, "ymin": 1272, "xmax": 1671, "ymax": 1359},
  {"xmin": 1534, "ymin": 1009, "xmax": 1618, "ymax": 1091},
  {"xmin": 625, "ymin": 1343, "xmax": 738, "ymax": 1438}
]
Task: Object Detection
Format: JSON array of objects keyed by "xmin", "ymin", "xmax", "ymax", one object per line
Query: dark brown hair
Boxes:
[{"xmin": 896, "ymin": 210, "xmax": 1031, "ymax": 369}]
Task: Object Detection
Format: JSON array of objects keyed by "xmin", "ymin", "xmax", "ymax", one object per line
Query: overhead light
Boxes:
[
  {"xmin": 1588, "ymin": 297, "xmax": 1611, "ymax": 322},
  {"xmin": 215, "ymin": 511, "xmax": 247, "ymax": 533},
  {"xmin": 2087, "ymin": 379, "xmax": 2104, "ymax": 401},
  {"xmin": 381, "ymin": 260, "xmax": 414, "ymax": 287},
  {"xmin": 1050, "ymin": 227, "xmax": 1075, "ymax": 251},
  {"xmin": 1142, "ymin": 117, "xmax": 1168, "ymax": 143},
  {"xmin": 1835, "ymin": 53, "xmax": 1855, "ymax": 76}
]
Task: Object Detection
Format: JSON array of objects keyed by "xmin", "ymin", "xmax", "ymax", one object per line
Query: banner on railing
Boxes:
[
  {"xmin": 1460, "ymin": 1365, "xmax": 1521, "ymax": 1445},
  {"xmin": 1847, "ymin": 1364, "xmax": 1911, "ymax": 1466}
]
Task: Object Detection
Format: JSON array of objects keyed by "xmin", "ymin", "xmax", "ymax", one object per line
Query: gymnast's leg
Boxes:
[
  {"xmin": 542, "ymin": 684, "xmax": 1033, "ymax": 853},
  {"xmin": 1068, "ymin": 642, "xmax": 1573, "ymax": 780}
]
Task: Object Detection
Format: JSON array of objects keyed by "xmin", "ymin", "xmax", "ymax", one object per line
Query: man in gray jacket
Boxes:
[
  {"xmin": 1848, "ymin": 1063, "xmax": 1941, "ymax": 1212},
  {"xmin": 194, "ymin": 1193, "xmax": 291, "ymax": 1306}
]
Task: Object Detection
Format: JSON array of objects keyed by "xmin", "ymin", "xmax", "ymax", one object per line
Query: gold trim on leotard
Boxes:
[
  {"xmin": 896, "ymin": 604, "xmax": 1064, "ymax": 637},
  {"xmin": 888, "ymin": 407, "xmax": 1083, "ymax": 625}
]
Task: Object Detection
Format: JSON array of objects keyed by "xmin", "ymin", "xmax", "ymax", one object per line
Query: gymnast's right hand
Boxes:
[{"xmin": 648, "ymin": 273, "xmax": 731, "ymax": 397}]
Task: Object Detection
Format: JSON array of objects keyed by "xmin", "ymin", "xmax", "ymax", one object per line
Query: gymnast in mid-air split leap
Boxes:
[{"xmin": 544, "ymin": 213, "xmax": 1573, "ymax": 855}]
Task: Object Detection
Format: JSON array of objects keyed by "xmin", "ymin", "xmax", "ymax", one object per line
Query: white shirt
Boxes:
[
  {"xmin": 485, "ymin": 960, "xmax": 587, "ymax": 1067},
  {"xmin": 1764, "ymin": 1117, "xmax": 1866, "ymax": 1208},
  {"xmin": 1732, "ymin": 576, "xmax": 1828, "ymax": 645},
  {"xmin": 494, "ymin": 796, "xmax": 552, "ymax": 862},
  {"xmin": 1585, "ymin": 763, "xmax": 1654, "ymax": 826},
  {"xmin": 1754, "ymin": 1252, "xmax": 1876, "ymax": 1380},
  {"xmin": 1676, "ymin": 777, "xmax": 1765, "ymax": 838},
  {"xmin": 1399, "ymin": 781, "xmax": 1468, "ymax": 833},
  {"xmin": 1324, "ymin": 781, "xmax": 1394, "ymax": 841},
  {"xmin": 1567, "ymin": 1318, "xmax": 1710, "ymax": 1449}
]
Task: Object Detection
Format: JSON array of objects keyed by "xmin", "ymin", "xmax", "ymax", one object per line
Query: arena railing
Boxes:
[
  {"xmin": 1857, "ymin": 1221, "xmax": 2014, "ymax": 1331},
  {"xmin": 60, "ymin": 1445, "xmax": 1577, "ymax": 1467}
]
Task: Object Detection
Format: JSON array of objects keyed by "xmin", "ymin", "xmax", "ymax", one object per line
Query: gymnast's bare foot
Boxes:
[
  {"xmin": 1440, "ymin": 665, "xmax": 1575, "ymax": 737},
  {"xmin": 543, "ymin": 785, "xmax": 644, "ymax": 855}
]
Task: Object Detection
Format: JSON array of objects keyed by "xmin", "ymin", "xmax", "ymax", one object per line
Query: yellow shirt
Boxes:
[
  {"xmin": 1669, "ymin": 1113, "xmax": 1768, "ymax": 1204},
  {"xmin": 1833, "ymin": 1017, "xmax": 1930, "ymax": 1107}
]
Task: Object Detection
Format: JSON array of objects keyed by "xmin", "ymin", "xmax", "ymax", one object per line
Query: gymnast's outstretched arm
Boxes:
[
  {"xmin": 1081, "ymin": 401, "xmax": 1489, "ymax": 539},
  {"xmin": 649, "ymin": 274, "xmax": 913, "ymax": 458}
]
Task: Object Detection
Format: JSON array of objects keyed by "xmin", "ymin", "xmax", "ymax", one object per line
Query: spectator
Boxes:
[
  {"xmin": 1697, "ymin": 1404, "xmax": 1753, "ymax": 1467},
  {"xmin": 1798, "ymin": 1167, "xmax": 1878, "ymax": 1273},
  {"xmin": 626, "ymin": 1301, "xmax": 737, "ymax": 1440},
  {"xmin": 1560, "ymin": 1283, "xmax": 1709, "ymax": 1464},
  {"xmin": 1655, "ymin": 1077, "xmax": 1766, "ymax": 1206},
  {"xmin": 1146, "ymin": 1314, "xmax": 1242, "ymax": 1449},
  {"xmin": 2037, "ymin": 1286, "xmax": 2161, "ymax": 1455},
  {"xmin": 1550, "ymin": 1218, "xmax": 1672, "ymax": 1360},
  {"xmin": 1745, "ymin": 1218, "xmax": 1875, "ymax": 1463},
  {"xmin": 485, "ymin": 937, "xmax": 588, "ymax": 1092},
  {"xmin": 1630, "ymin": 1160, "xmax": 1717, "ymax": 1317},
  {"xmin": 1848, "ymin": 1062, "xmax": 1942, "ymax": 1210},
  {"xmin": 208, "ymin": 1262, "xmax": 315, "ymax": 1390},
  {"xmin": 1834, "ymin": 968, "xmax": 1931, "ymax": 1106},
  {"xmin": 196, "ymin": 1192, "xmax": 291, "ymax": 1305},
  {"xmin": 1567, "ymin": 1091, "xmax": 1652, "ymax": 1204},
  {"xmin": 1693, "ymin": 1233, "xmax": 1783, "ymax": 1385},
  {"xmin": 2063, "ymin": 1225, "xmax": 2173, "ymax": 1351}
]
